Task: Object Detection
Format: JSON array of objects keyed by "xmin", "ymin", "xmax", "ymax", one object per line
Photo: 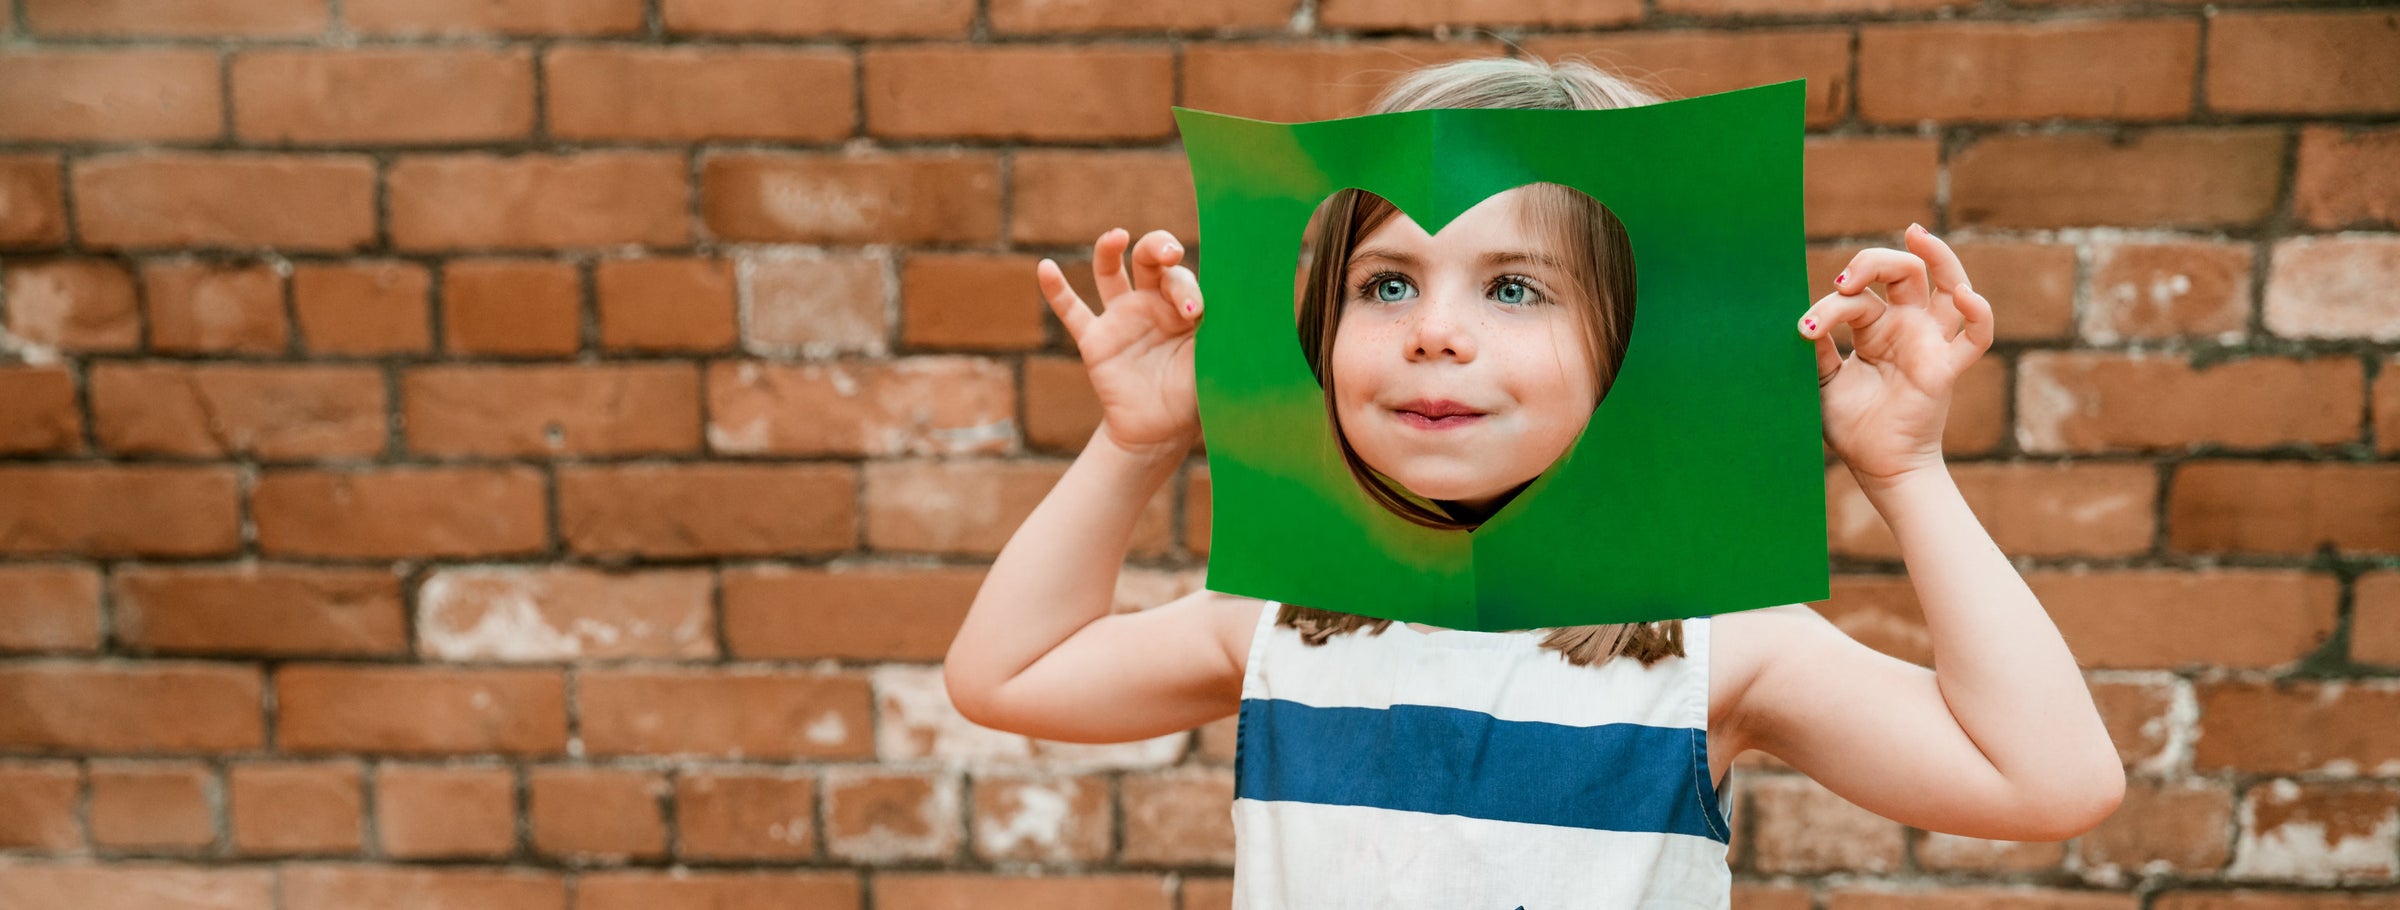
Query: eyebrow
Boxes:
[{"xmin": 1347, "ymin": 247, "xmax": 1567, "ymax": 270}]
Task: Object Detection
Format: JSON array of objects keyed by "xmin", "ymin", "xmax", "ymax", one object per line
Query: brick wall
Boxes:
[{"xmin": 0, "ymin": 0, "xmax": 2396, "ymax": 907}]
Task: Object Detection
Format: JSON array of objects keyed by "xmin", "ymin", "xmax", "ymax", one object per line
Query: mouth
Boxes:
[{"xmin": 1390, "ymin": 398, "xmax": 1490, "ymax": 430}]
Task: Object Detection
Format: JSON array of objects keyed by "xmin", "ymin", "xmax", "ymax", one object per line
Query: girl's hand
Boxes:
[
  {"xmin": 1038, "ymin": 228, "xmax": 1205, "ymax": 461},
  {"xmin": 1797, "ymin": 223, "xmax": 1995, "ymax": 492}
]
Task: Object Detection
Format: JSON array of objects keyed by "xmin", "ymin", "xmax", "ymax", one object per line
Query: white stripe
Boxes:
[{"xmin": 1231, "ymin": 799, "xmax": 1731, "ymax": 910}]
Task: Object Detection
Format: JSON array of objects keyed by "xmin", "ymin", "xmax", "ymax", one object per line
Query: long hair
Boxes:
[{"xmin": 1279, "ymin": 56, "xmax": 1685, "ymax": 670}]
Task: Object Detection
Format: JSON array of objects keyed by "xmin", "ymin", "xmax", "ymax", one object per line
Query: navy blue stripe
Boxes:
[{"xmin": 1236, "ymin": 698, "xmax": 1729, "ymax": 843}]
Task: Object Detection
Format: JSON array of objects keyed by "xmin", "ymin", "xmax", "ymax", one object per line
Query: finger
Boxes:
[
  {"xmin": 1091, "ymin": 228, "xmax": 1132, "ymax": 302},
  {"xmin": 1806, "ymin": 320, "xmax": 1844, "ymax": 387},
  {"xmin": 1799, "ymin": 288, "xmax": 1890, "ymax": 342},
  {"xmin": 1162, "ymin": 264, "xmax": 1204, "ymax": 322},
  {"xmin": 1128, "ymin": 229, "xmax": 1183, "ymax": 294},
  {"xmin": 1037, "ymin": 258, "xmax": 1098, "ymax": 341},
  {"xmin": 1832, "ymin": 246, "xmax": 1934, "ymax": 312},
  {"xmin": 1902, "ymin": 223, "xmax": 1969, "ymax": 335},
  {"xmin": 1947, "ymin": 283, "xmax": 1996, "ymax": 373}
]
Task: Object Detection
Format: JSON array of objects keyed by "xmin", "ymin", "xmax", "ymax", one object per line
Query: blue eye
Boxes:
[
  {"xmin": 1489, "ymin": 276, "xmax": 1541, "ymax": 305},
  {"xmin": 1355, "ymin": 273, "xmax": 1417, "ymax": 303}
]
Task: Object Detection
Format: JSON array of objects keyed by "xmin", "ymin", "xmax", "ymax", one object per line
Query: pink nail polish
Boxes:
[{"xmin": 1836, "ymin": 272, "xmax": 1847, "ymax": 285}]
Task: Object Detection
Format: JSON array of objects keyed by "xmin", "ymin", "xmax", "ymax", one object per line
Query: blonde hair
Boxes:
[{"xmin": 1279, "ymin": 56, "xmax": 1686, "ymax": 670}]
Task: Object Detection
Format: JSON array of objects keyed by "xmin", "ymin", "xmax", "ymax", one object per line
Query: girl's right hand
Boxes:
[{"xmin": 1037, "ymin": 228, "xmax": 1204, "ymax": 460}]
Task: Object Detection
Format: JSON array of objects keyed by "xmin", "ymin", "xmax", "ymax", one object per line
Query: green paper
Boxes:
[{"xmin": 1175, "ymin": 79, "xmax": 1829, "ymax": 631}]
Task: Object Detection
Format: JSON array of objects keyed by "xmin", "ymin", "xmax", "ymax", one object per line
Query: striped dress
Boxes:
[{"xmin": 1230, "ymin": 601, "xmax": 1735, "ymax": 910}]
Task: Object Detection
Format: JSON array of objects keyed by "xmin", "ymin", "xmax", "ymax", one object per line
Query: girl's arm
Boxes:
[
  {"xmin": 942, "ymin": 228, "xmax": 1257, "ymax": 744},
  {"xmin": 1733, "ymin": 225, "xmax": 2125, "ymax": 842}
]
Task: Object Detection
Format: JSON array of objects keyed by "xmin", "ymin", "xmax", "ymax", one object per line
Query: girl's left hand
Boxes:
[{"xmin": 1797, "ymin": 223, "xmax": 1995, "ymax": 492}]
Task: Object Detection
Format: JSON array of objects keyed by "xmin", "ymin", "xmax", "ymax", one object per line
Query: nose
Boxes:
[{"xmin": 1405, "ymin": 286, "xmax": 1477, "ymax": 363}]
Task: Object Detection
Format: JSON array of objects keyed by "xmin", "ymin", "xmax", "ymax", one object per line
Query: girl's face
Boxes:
[{"xmin": 1329, "ymin": 186, "xmax": 1602, "ymax": 513}]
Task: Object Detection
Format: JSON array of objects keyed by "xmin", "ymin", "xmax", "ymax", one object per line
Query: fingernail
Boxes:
[
  {"xmin": 1957, "ymin": 278, "xmax": 1972, "ymax": 294},
  {"xmin": 1908, "ymin": 222, "xmax": 1923, "ymax": 236},
  {"xmin": 1803, "ymin": 318, "xmax": 1817, "ymax": 332},
  {"xmin": 1835, "ymin": 271, "xmax": 1848, "ymax": 285}
]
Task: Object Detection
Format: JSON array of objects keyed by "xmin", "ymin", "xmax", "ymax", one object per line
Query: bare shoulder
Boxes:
[
  {"xmin": 1159, "ymin": 588, "xmax": 1272, "ymax": 677},
  {"xmin": 1706, "ymin": 604, "xmax": 1844, "ymax": 741}
]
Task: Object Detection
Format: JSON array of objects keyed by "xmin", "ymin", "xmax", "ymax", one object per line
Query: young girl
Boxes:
[{"xmin": 945, "ymin": 58, "xmax": 2124, "ymax": 908}]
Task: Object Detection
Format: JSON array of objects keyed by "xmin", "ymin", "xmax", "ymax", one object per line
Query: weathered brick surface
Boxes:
[{"xmin": 0, "ymin": 2, "xmax": 2389, "ymax": 902}]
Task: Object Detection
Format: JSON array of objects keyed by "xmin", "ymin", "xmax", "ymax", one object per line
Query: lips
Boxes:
[{"xmin": 1391, "ymin": 398, "xmax": 1489, "ymax": 430}]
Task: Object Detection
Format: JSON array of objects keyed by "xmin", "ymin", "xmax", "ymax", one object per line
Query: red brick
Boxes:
[
  {"xmin": 417, "ymin": 566, "xmax": 716, "ymax": 662},
  {"xmin": 2015, "ymin": 353, "xmax": 2362, "ymax": 453},
  {"xmin": 864, "ymin": 459, "xmax": 1175, "ymax": 556},
  {"xmin": 823, "ymin": 768, "xmax": 962, "ymax": 861},
  {"xmin": 1952, "ymin": 241, "xmax": 2078, "ymax": 341},
  {"xmin": 579, "ymin": 872, "xmax": 863, "ymax": 910},
  {"xmin": 991, "ymin": 0, "xmax": 1289, "ymax": 32},
  {"xmin": 1320, "ymin": 0, "xmax": 1633, "ymax": 28},
  {"xmin": 229, "ymin": 761, "xmax": 362, "ymax": 855},
  {"xmin": 1521, "ymin": 30, "xmax": 1850, "ymax": 126},
  {"xmin": 723, "ymin": 565, "xmax": 980, "ymax": 662},
  {"xmin": 3, "ymin": 258, "xmax": 139, "ymax": 352},
  {"xmin": 1181, "ymin": 41, "xmax": 1509, "ymax": 122},
  {"xmin": 1911, "ymin": 830, "xmax": 2064, "ymax": 873},
  {"xmin": 706, "ymin": 358, "xmax": 1014, "ymax": 456},
  {"xmin": 113, "ymin": 564, "xmax": 406, "ymax": 657},
  {"xmin": 1950, "ymin": 129, "xmax": 2283, "ymax": 229},
  {"xmin": 675, "ymin": 768, "xmax": 819, "ymax": 860},
  {"xmin": 140, "ymin": 260, "xmax": 287, "ymax": 354},
  {"xmin": 2083, "ymin": 241, "xmax": 2253, "ymax": 342},
  {"xmin": 2196, "ymin": 681, "xmax": 2400, "ymax": 775},
  {"xmin": 0, "ymin": 366, "xmax": 81, "ymax": 454},
  {"xmin": 558, "ymin": 464, "xmax": 856, "ymax": 557},
  {"xmin": 92, "ymin": 364, "xmax": 384, "ymax": 459},
  {"xmin": 1827, "ymin": 462, "xmax": 2155, "ymax": 560},
  {"xmin": 2207, "ymin": 11, "xmax": 2400, "ymax": 116},
  {"xmin": 865, "ymin": 45, "xmax": 1172, "ymax": 142},
  {"xmin": 2358, "ymin": 573, "xmax": 2400, "ymax": 666},
  {"xmin": 874, "ymin": 874, "xmax": 1173, "ymax": 910},
  {"xmin": 233, "ymin": 49, "xmax": 533, "ymax": 145},
  {"xmin": 277, "ymin": 665, "xmax": 567, "ymax": 756},
  {"xmin": 253, "ymin": 467, "xmax": 549, "ymax": 559},
  {"xmin": 2094, "ymin": 678, "xmax": 2181, "ymax": 772},
  {"xmin": 661, "ymin": 0, "xmax": 972, "ymax": 37},
  {"xmin": 1010, "ymin": 151, "xmax": 1198, "ymax": 247},
  {"xmin": 0, "ymin": 663, "xmax": 262, "ymax": 752},
  {"xmin": 2031, "ymin": 569, "xmax": 2337, "ymax": 670},
  {"xmin": 1187, "ymin": 463, "xmax": 1213, "ymax": 556},
  {"xmin": 970, "ymin": 772, "xmax": 1113, "ymax": 863},
  {"xmin": 0, "ymin": 50, "xmax": 222, "ymax": 142},
  {"xmin": 1944, "ymin": 356, "xmax": 2006, "ymax": 455},
  {"xmin": 1743, "ymin": 775, "xmax": 1904, "ymax": 873},
  {"xmin": 1807, "ymin": 575, "xmax": 1927, "ymax": 665},
  {"xmin": 25, "ymin": 0, "xmax": 324, "ymax": 35},
  {"xmin": 1122, "ymin": 768, "xmax": 1236, "ymax": 866},
  {"xmin": 529, "ymin": 765, "xmax": 667, "ymax": 860},
  {"xmin": 548, "ymin": 46, "xmax": 853, "ymax": 142},
  {"xmin": 2076, "ymin": 778, "xmax": 2234, "ymax": 876},
  {"xmin": 2264, "ymin": 235, "xmax": 2400, "ymax": 342},
  {"xmin": 702, "ymin": 151, "xmax": 1000, "ymax": 244},
  {"xmin": 282, "ymin": 865, "xmax": 565, "ymax": 910},
  {"xmin": 1024, "ymin": 355, "xmax": 1104, "ymax": 454},
  {"xmin": 440, "ymin": 258, "xmax": 583, "ymax": 356},
  {"xmin": 2229, "ymin": 780, "xmax": 2400, "ymax": 881},
  {"xmin": 1826, "ymin": 888, "xmax": 2135, "ymax": 910},
  {"xmin": 577, "ymin": 668, "xmax": 873, "ymax": 759},
  {"xmin": 595, "ymin": 257, "xmax": 736, "ymax": 351},
  {"xmin": 374, "ymin": 763, "xmax": 518, "ymax": 858},
  {"xmin": 2170, "ymin": 462, "xmax": 2400, "ymax": 555},
  {"xmin": 1658, "ymin": 0, "xmax": 1958, "ymax": 17},
  {"xmin": 0, "ymin": 154, "xmax": 68, "ymax": 247},
  {"xmin": 346, "ymin": 0, "xmax": 645, "ymax": 35},
  {"xmin": 404, "ymin": 364, "xmax": 698, "ymax": 457},
  {"xmin": 0, "ymin": 761, "xmax": 80, "ymax": 849},
  {"xmin": 0, "ymin": 465, "xmax": 240, "ymax": 557},
  {"xmin": 897, "ymin": 254, "xmax": 1046, "ymax": 350},
  {"xmin": 292, "ymin": 260, "xmax": 434, "ymax": 355},
  {"xmin": 0, "ymin": 566, "xmax": 99, "ymax": 653},
  {"xmin": 291, "ymin": 261, "xmax": 433, "ymax": 355},
  {"xmin": 75, "ymin": 153, "xmax": 378, "ymax": 251},
  {"xmin": 1859, "ymin": 20, "xmax": 2196, "ymax": 123},
  {"xmin": 2296, "ymin": 126, "xmax": 2400, "ymax": 230},
  {"xmin": 741, "ymin": 251, "xmax": 892, "ymax": 355},
  {"xmin": 0, "ymin": 864, "xmax": 274, "ymax": 910},
  {"xmin": 1802, "ymin": 137, "xmax": 1939, "ymax": 238},
  {"xmin": 88, "ymin": 760, "xmax": 215, "ymax": 851},
  {"xmin": 2157, "ymin": 891, "xmax": 2400, "ymax": 910},
  {"xmin": 390, "ymin": 152, "xmax": 688, "ymax": 250}
]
